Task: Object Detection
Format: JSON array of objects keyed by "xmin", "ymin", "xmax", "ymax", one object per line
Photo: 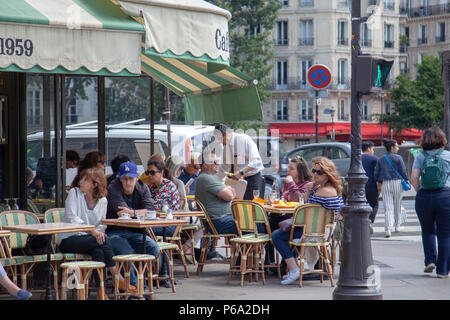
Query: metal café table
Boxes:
[{"xmin": 2, "ymin": 222, "xmax": 95, "ymax": 300}]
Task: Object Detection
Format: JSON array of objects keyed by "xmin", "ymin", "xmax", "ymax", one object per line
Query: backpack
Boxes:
[{"xmin": 420, "ymin": 149, "xmax": 447, "ymax": 190}]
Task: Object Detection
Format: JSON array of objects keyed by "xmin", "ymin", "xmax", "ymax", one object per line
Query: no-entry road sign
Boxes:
[{"xmin": 307, "ymin": 64, "xmax": 332, "ymax": 89}]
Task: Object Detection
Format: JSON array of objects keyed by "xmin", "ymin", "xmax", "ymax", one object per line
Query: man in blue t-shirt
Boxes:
[{"xmin": 362, "ymin": 141, "xmax": 379, "ymax": 232}]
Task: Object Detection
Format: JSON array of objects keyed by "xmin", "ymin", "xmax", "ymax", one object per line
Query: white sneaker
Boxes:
[
  {"xmin": 280, "ymin": 268, "xmax": 300, "ymax": 285},
  {"xmin": 424, "ymin": 263, "xmax": 436, "ymax": 273},
  {"xmin": 385, "ymin": 230, "xmax": 391, "ymax": 238},
  {"xmin": 437, "ymin": 274, "xmax": 449, "ymax": 279},
  {"xmin": 395, "ymin": 226, "xmax": 404, "ymax": 232}
]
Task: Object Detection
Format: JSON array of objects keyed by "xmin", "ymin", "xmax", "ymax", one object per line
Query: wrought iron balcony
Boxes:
[
  {"xmin": 436, "ymin": 36, "xmax": 446, "ymax": 43},
  {"xmin": 407, "ymin": 4, "xmax": 450, "ymax": 18},
  {"xmin": 299, "ymin": 0, "xmax": 314, "ymax": 7},
  {"xmin": 275, "ymin": 38, "xmax": 289, "ymax": 46},
  {"xmin": 337, "ymin": 37, "xmax": 349, "ymax": 46},
  {"xmin": 418, "ymin": 37, "xmax": 427, "ymax": 45},
  {"xmin": 299, "ymin": 37, "xmax": 314, "ymax": 46},
  {"xmin": 384, "ymin": 40, "xmax": 394, "ymax": 48},
  {"xmin": 361, "ymin": 38, "xmax": 372, "ymax": 47}
]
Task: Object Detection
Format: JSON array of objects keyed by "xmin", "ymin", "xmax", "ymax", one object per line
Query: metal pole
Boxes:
[
  {"xmin": 380, "ymin": 92, "xmax": 384, "ymax": 145},
  {"xmin": 332, "ymin": 115, "xmax": 335, "ymax": 142},
  {"xmin": 332, "ymin": 0, "xmax": 382, "ymax": 300},
  {"xmin": 315, "ymin": 90, "xmax": 319, "ymax": 143},
  {"xmin": 97, "ymin": 76, "xmax": 106, "ymax": 156},
  {"xmin": 165, "ymin": 87, "xmax": 171, "ymax": 156},
  {"xmin": 150, "ymin": 77, "xmax": 155, "ymax": 155}
]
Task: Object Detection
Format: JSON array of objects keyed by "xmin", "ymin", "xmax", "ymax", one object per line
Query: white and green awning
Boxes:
[
  {"xmin": 0, "ymin": 0, "xmax": 144, "ymax": 76},
  {"xmin": 141, "ymin": 52, "xmax": 262, "ymax": 124},
  {"xmin": 116, "ymin": 0, "xmax": 231, "ymax": 72}
]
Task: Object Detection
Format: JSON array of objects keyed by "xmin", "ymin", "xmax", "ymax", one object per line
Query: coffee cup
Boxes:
[
  {"xmin": 121, "ymin": 212, "xmax": 130, "ymax": 219},
  {"xmin": 146, "ymin": 210, "xmax": 156, "ymax": 219}
]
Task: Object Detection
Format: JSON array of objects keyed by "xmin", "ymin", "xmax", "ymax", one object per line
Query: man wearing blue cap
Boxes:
[{"xmin": 106, "ymin": 161, "xmax": 160, "ymax": 290}]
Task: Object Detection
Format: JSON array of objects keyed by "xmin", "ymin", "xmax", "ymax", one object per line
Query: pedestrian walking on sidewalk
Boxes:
[
  {"xmin": 374, "ymin": 139, "xmax": 409, "ymax": 238},
  {"xmin": 362, "ymin": 141, "xmax": 379, "ymax": 234},
  {"xmin": 411, "ymin": 126, "xmax": 450, "ymax": 278}
]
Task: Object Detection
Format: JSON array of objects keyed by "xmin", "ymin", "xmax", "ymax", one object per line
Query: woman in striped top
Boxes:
[{"xmin": 273, "ymin": 156, "xmax": 344, "ymax": 285}]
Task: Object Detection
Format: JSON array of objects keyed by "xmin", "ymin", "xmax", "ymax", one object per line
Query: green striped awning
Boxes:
[
  {"xmin": 141, "ymin": 52, "xmax": 262, "ymax": 124},
  {"xmin": 0, "ymin": 0, "xmax": 144, "ymax": 76}
]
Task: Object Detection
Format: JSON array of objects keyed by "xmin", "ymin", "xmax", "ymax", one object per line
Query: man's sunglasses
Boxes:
[
  {"xmin": 311, "ymin": 168, "xmax": 325, "ymax": 176},
  {"xmin": 146, "ymin": 170, "xmax": 161, "ymax": 176}
]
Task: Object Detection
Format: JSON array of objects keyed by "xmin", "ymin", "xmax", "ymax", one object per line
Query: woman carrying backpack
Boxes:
[{"xmin": 411, "ymin": 126, "xmax": 450, "ymax": 278}]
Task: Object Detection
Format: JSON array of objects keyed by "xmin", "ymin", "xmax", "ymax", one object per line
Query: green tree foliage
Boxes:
[
  {"xmin": 207, "ymin": 0, "xmax": 281, "ymax": 131},
  {"xmin": 385, "ymin": 55, "xmax": 444, "ymax": 131},
  {"xmin": 106, "ymin": 77, "xmax": 184, "ymax": 124}
]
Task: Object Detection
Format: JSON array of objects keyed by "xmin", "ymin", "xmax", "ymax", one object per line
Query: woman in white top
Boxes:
[{"xmin": 58, "ymin": 168, "xmax": 125, "ymax": 299}]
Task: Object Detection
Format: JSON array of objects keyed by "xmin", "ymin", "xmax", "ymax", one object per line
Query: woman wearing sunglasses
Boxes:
[
  {"xmin": 273, "ymin": 156, "xmax": 344, "ymax": 285},
  {"xmin": 142, "ymin": 158, "xmax": 181, "ymax": 237}
]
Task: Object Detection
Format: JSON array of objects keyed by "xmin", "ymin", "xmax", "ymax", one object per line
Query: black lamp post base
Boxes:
[{"xmin": 333, "ymin": 286, "xmax": 382, "ymax": 300}]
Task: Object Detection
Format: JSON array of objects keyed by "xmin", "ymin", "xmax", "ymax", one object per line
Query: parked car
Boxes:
[{"xmin": 279, "ymin": 142, "xmax": 352, "ymax": 179}]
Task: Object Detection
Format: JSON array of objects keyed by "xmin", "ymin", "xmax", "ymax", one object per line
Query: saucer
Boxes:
[{"xmin": 118, "ymin": 217, "xmax": 132, "ymax": 220}]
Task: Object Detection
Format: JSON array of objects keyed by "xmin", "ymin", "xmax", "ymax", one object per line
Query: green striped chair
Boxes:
[
  {"xmin": 0, "ymin": 231, "xmax": 23, "ymax": 285},
  {"xmin": 288, "ymin": 204, "xmax": 335, "ymax": 288},
  {"xmin": 228, "ymin": 201, "xmax": 270, "ymax": 286},
  {"xmin": 43, "ymin": 208, "xmax": 92, "ymax": 262},
  {"xmin": 194, "ymin": 199, "xmax": 236, "ymax": 276},
  {"xmin": 0, "ymin": 210, "xmax": 64, "ymax": 298},
  {"xmin": 250, "ymin": 201, "xmax": 281, "ymax": 278}
]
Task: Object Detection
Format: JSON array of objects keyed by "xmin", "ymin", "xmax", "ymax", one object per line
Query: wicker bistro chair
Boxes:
[
  {"xmin": 251, "ymin": 201, "xmax": 281, "ymax": 278},
  {"xmin": 43, "ymin": 208, "xmax": 92, "ymax": 262},
  {"xmin": 194, "ymin": 199, "xmax": 236, "ymax": 275},
  {"xmin": 228, "ymin": 201, "xmax": 270, "ymax": 286},
  {"xmin": 112, "ymin": 254, "xmax": 155, "ymax": 300},
  {"xmin": 0, "ymin": 231, "xmax": 23, "ymax": 287},
  {"xmin": 146, "ymin": 227, "xmax": 181, "ymax": 293},
  {"xmin": 0, "ymin": 210, "xmax": 64, "ymax": 299},
  {"xmin": 288, "ymin": 204, "xmax": 335, "ymax": 287},
  {"xmin": 60, "ymin": 261, "xmax": 106, "ymax": 300}
]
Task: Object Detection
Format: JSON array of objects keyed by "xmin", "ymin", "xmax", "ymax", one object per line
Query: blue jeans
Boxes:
[
  {"xmin": 272, "ymin": 227, "xmax": 303, "ymax": 260},
  {"xmin": 415, "ymin": 187, "xmax": 450, "ymax": 276},
  {"xmin": 152, "ymin": 226, "xmax": 176, "ymax": 237},
  {"xmin": 108, "ymin": 230, "xmax": 160, "ymax": 287}
]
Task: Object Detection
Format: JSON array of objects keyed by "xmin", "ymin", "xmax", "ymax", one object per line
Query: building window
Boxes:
[
  {"xmin": 299, "ymin": 59, "xmax": 313, "ymax": 87},
  {"xmin": 338, "ymin": 99, "xmax": 348, "ymax": 121},
  {"xmin": 27, "ymin": 89, "xmax": 42, "ymax": 126},
  {"xmin": 276, "ymin": 100, "xmax": 288, "ymax": 121},
  {"xmin": 299, "ymin": 19, "xmax": 314, "ymax": 46},
  {"xmin": 361, "ymin": 23, "xmax": 372, "ymax": 47},
  {"xmin": 281, "ymin": 0, "xmax": 289, "ymax": 7},
  {"xmin": 362, "ymin": 100, "xmax": 371, "ymax": 121},
  {"xmin": 338, "ymin": 59, "xmax": 347, "ymax": 88},
  {"xmin": 436, "ymin": 22, "xmax": 445, "ymax": 42},
  {"xmin": 276, "ymin": 61, "xmax": 288, "ymax": 89},
  {"xmin": 400, "ymin": 61, "xmax": 408, "ymax": 74},
  {"xmin": 384, "ymin": 0, "xmax": 394, "ymax": 10},
  {"xmin": 276, "ymin": 21, "xmax": 288, "ymax": 46},
  {"xmin": 300, "ymin": 0, "xmax": 314, "ymax": 7},
  {"xmin": 418, "ymin": 25, "xmax": 427, "ymax": 44},
  {"xmin": 338, "ymin": 20, "xmax": 348, "ymax": 46},
  {"xmin": 300, "ymin": 99, "xmax": 313, "ymax": 121},
  {"xmin": 384, "ymin": 23, "xmax": 394, "ymax": 48},
  {"xmin": 385, "ymin": 102, "xmax": 392, "ymax": 115}
]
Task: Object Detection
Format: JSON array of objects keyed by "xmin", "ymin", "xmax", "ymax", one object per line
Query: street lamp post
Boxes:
[
  {"xmin": 330, "ymin": 106, "xmax": 336, "ymax": 141},
  {"xmin": 332, "ymin": 0, "xmax": 382, "ymax": 300}
]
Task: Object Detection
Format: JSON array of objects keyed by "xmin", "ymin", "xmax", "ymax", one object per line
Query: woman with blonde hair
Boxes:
[{"xmin": 272, "ymin": 156, "xmax": 344, "ymax": 285}]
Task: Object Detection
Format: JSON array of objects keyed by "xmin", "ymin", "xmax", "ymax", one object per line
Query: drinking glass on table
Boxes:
[{"xmin": 253, "ymin": 190, "xmax": 260, "ymax": 200}]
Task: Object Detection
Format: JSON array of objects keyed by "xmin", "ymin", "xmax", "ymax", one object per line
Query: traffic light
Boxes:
[{"xmin": 356, "ymin": 55, "xmax": 394, "ymax": 93}]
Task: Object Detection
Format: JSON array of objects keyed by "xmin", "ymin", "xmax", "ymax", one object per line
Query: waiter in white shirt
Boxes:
[{"xmin": 214, "ymin": 123, "xmax": 264, "ymax": 200}]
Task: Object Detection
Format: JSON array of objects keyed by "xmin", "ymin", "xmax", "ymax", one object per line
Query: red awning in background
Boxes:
[{"xmin": 270, "ymin": 123, "xmax": 423, "ymax": 142}]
